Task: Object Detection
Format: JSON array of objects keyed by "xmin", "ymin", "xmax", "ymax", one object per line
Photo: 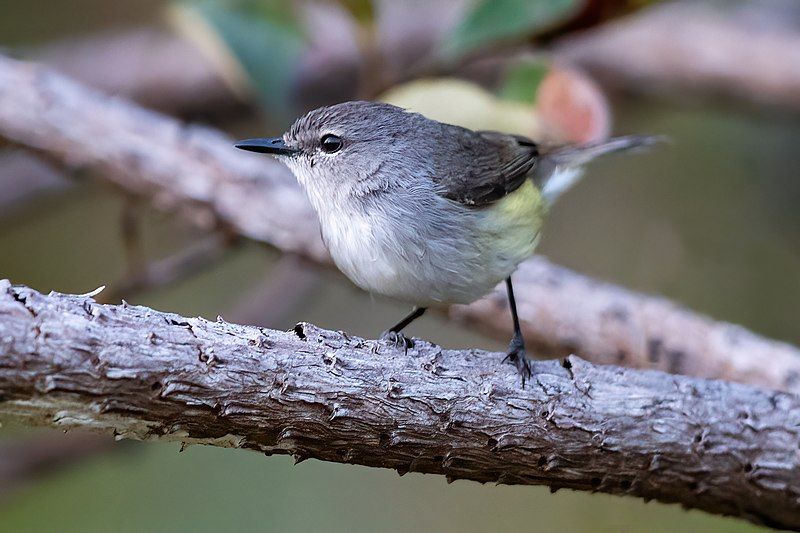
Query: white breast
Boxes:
[{"xmin": 320, "ymin": 207, "xmax": 407, "ymax": 296}]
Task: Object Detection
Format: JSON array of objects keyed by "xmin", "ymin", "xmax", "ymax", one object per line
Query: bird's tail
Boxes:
[{"xmin": 536, "ymin": 135, "xmax": 664, "ymax": 205}]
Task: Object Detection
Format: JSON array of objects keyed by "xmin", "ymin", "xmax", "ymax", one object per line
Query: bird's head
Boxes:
[{"xmin": 236, "ymin": 101, "xmax": 429, "ymax": 201}]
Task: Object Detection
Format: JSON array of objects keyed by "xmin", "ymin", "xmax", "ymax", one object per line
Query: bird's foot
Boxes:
[
  {"xmin": 503, "ymin": 335, "xmax": 532, "ymax": 387},
  {"xmin": 380, "ymin": 330, "xmax": 414, "ymax": 352}
]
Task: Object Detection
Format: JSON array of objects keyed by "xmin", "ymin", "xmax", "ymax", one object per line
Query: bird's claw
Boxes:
[
  {"xmin": 503, "ymin": 336, "xmax": 532, "ymax": 387},
  {"xmin": 380, "ymin": 330, "xmax": 414, "ymax": 352}
]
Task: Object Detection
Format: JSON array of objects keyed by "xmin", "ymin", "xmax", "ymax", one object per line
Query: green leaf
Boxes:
[
  {"xmin": 499, "ymin": 58, "xmax": 549, "ymax": 104},
  {"xmin": 178, "ymin": 0, "xmax": 306, "ymax": 120},
  {"xmin": 441, "ymin": 0, "xmax": 581, "ymax": 59}
]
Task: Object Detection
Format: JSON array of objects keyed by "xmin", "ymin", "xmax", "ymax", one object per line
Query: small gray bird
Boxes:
[{"xmin": 236, "ymin": 101, "xmax": 657, "ymax": 383}]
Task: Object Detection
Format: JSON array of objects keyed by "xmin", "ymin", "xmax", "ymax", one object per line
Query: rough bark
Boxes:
[
  {"xmin": 1, "ymin": 54, "xmax": 799, "ymax": 394},
  {"xmin": 0, "ymin": 280, "xmax": 799, "ymax": 530}
]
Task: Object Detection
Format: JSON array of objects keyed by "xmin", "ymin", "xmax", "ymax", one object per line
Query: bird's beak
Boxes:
[{"xmin": 235, "ymin": 137, "xmax": 298, "ymax": 156}]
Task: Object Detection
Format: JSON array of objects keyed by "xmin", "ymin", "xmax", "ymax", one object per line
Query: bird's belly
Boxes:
[
  {"xmin": 330, "ymin": 241, "xmax": 496, "ymax": 306},
  {"xmin": 321, "ymin": 184, "xmax": 544, "ymax": 306}
]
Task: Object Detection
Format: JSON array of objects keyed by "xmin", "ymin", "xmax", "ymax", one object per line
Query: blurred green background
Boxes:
[{"xmin": 0, "ymin": 0, "xmax": 798, "ymax": 532}]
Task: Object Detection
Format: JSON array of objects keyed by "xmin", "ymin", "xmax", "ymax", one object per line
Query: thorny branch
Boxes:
[{"xmin": 0, "ymin": 281, "xmax": 799, "ymax": 530}]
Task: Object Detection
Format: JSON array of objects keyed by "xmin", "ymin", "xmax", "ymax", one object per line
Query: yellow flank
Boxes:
[
  {"xmin": 497, "ymin": 180, "xmax": 545, "ymax": 223},
  {"xmin": 481, "ymin": 179, "xmax": 547, "ymax": 263}
]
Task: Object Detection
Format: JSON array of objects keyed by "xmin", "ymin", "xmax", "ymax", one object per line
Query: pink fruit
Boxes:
[{"xmin": 536, "ymin": 67, "xmax": 611, "ymax": 143}]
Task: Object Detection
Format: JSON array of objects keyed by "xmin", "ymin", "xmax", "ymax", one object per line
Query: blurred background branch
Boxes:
[
  {"xmin": 554, "ymin": 1, "xmax": 800, "ymax": 110},
  {"xmin": 30, "ymin": 27, "xmax": 240, "ymax": 117},
  {"xmin": 17, "ymin": 0, "xmax": 800, "ymax": 127},
  {"xmin": 1, "ymin": 281, "xmax": 799, "ymax": 531}
]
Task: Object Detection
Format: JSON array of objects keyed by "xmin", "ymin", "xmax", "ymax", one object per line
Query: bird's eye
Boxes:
[{"xmin": 320, "ymin": 134, "xmax": 343, "ymax": 154}]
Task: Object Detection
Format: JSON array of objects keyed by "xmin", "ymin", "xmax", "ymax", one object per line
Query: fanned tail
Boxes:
[{"xmin": 536, "ymin": 135, "xmax": 665, "ymax": 205}]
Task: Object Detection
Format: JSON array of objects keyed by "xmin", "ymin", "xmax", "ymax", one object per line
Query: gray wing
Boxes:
[{"xmin": 431, "ymin": 126, "xmax": 540, "ymax": 207}]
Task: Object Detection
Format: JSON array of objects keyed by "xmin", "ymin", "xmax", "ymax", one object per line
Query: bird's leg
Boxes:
[
  {"xmin": 380, "ymin": 307, "xmax": 426, "ymax": 351},
  {"xmin": 503, "ymin": 277, "xmax": 532, "ymax": 386}
]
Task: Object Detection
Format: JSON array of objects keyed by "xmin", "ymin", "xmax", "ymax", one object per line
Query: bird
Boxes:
[{"xmin": 236, "ymin": 101, "xmax": 658, "ymax": 385}]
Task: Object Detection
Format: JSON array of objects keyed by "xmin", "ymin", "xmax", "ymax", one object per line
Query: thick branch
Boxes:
[
  {"xmin": 1, "ymin": 54, "xmax": 799, "ymax": 393},
  {"xmin": 0, "ymin": 280, "xmax": 798, "ymax": 530}
]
